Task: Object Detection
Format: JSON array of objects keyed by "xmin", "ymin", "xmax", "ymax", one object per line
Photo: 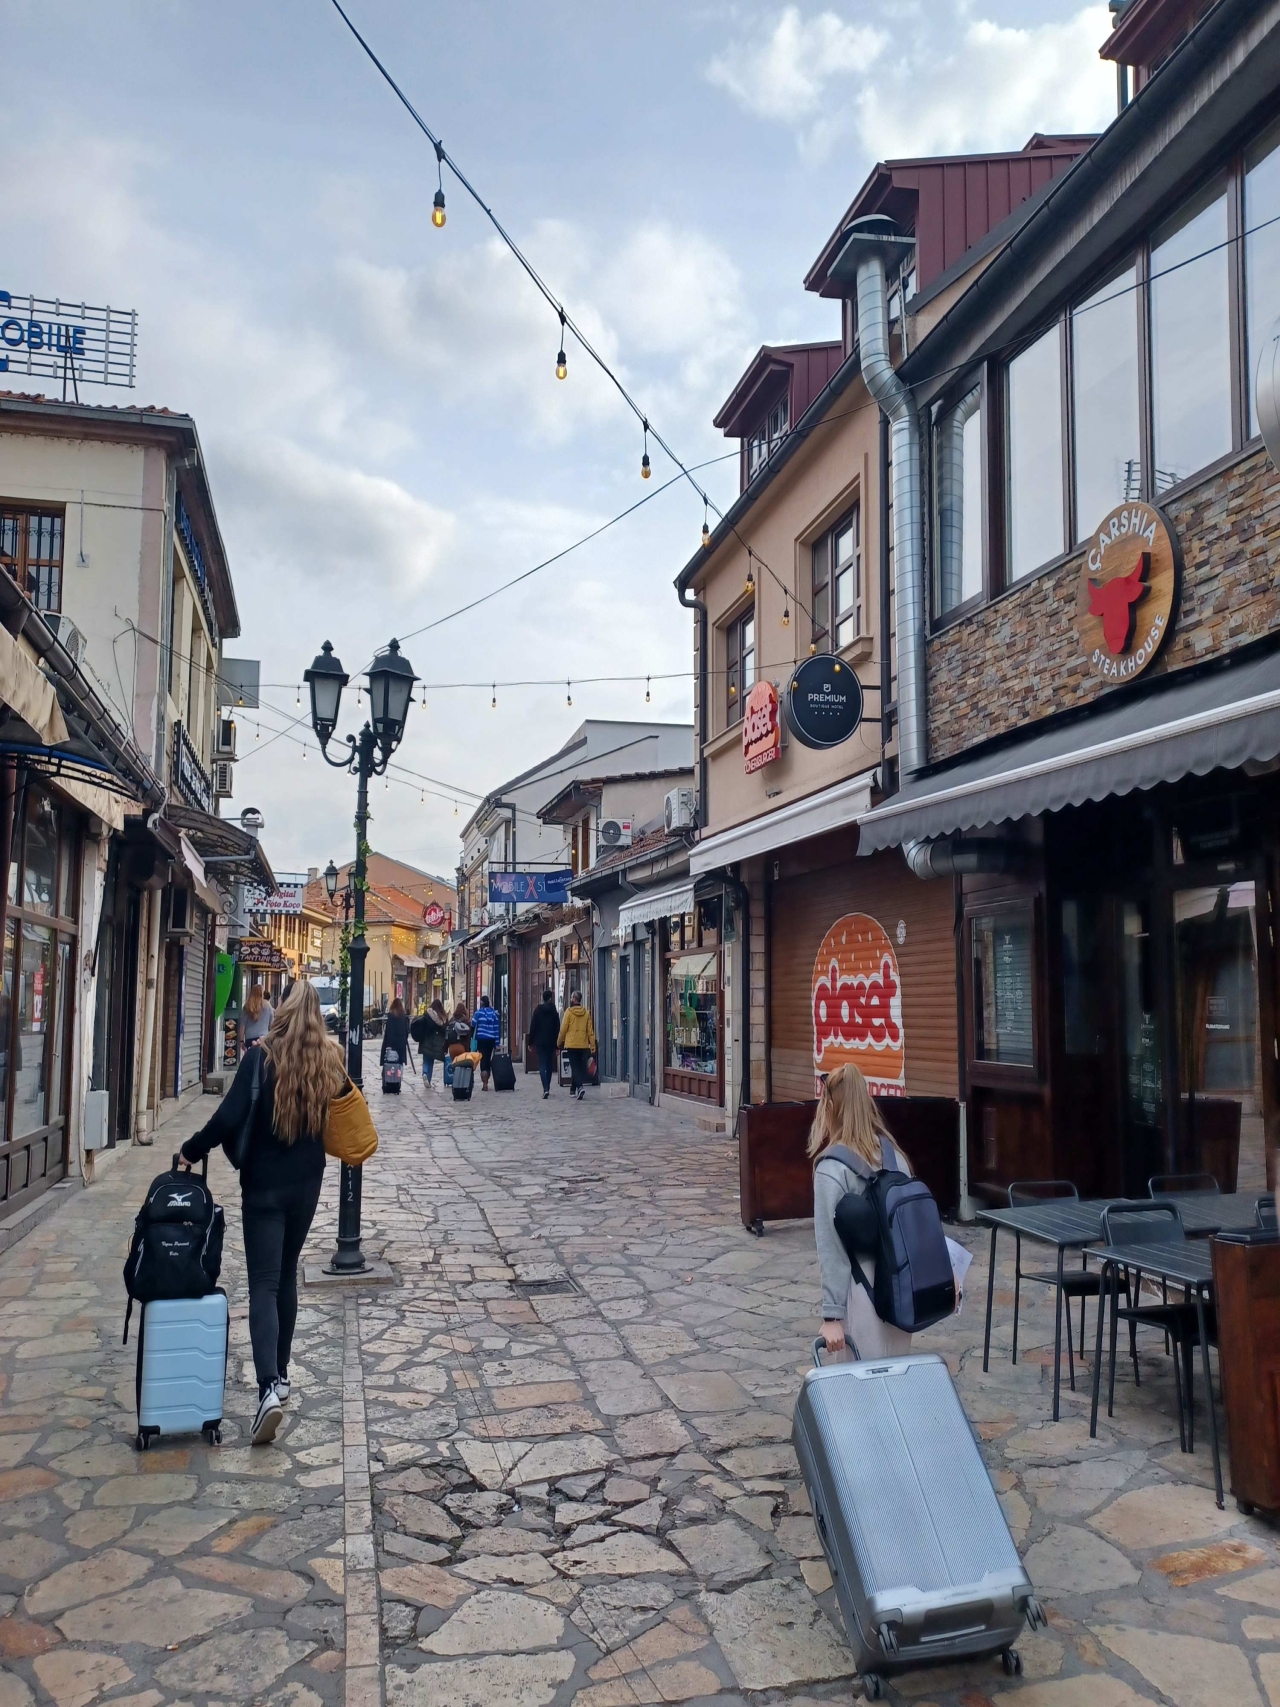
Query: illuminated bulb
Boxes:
[
  {"xmin": 453, "ymin": 801, "xmax": 459, "ymax": 815},
  {"xmin": 729, "ymin": 684, "xmax": 737, "ymax": 699},
  {"xmin": 491, "ymin": 685, "xmax": 496, "ymax": 709},
  {"xmin": 701, "ymin": 521, "xmax": 711, "ymax": 549},
  {"xmin": 782, "ymin": 604, "xmax": 790, "ymax": 627},
  {"xmin": 555, "ymin": 348, "xmax": 567, "ymax": 380},
  {"xmin": 566, "ymin": 682, "xmax": 573, "ymax": 707},
  {"xmin": 432, "ymin": 189, "xmax": 446, "ymax": 228},
  {"xmin": 645, "ymin": 677, "xmax": 651, "ymax": 704},
  {"xmin": 809, "ymin": 641, "xmax": 817, "ymax": 654},
  {"xmin": 745, "ymin": 571, "xmax": 756, "ymax": 598},
  {"xmin": 641, "ymin": 452, "xmax": 650, "ymax": 479}
]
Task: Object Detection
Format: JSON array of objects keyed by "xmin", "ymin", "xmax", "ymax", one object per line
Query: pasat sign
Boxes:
[{"xmin": 0, "ymin": 290, "xmax": 138, "ymax": 388}]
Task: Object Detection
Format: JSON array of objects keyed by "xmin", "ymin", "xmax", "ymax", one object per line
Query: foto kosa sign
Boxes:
[
  {"xmin": 811, "ymin": 913, "xmax": 905, "ymax": 1097},
  {"xmin": 742, "ymin": 680, "xmax": 781, "ymax": 773},
  {"xmin": 1077, "ymin": 500, "xmax": 1181, "ymax": 683}
]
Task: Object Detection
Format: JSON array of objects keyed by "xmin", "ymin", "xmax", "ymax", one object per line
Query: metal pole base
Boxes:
[{"xmin": 324, "ymin": 1161, "xmax": 367, "ymax": 1274}]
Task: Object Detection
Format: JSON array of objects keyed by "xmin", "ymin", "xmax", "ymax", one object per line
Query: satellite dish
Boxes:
[{"xmin": 1258, "ymin": 315, "xmax": 1280, "ymax": 470}]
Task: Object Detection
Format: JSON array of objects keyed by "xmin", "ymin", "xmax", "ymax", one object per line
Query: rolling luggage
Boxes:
[
  {"xmin": 793, "ymin": 1341, "xmax": 1043, "ymax": 1698},
  {"xmin": 452, "ymin": 1060, "xmax": 474, "ymax": 1101},
  {"xmin": 382, "ymin": 1049, "xmax": 403, "ymax": 1094},
  {"xmin": 135, "ymin": 1291, "xmax": 229, "ymax": 1451},
  {"xmin": 491, "ymin": 1051, "xmax": 516, "ymax": 1092}
]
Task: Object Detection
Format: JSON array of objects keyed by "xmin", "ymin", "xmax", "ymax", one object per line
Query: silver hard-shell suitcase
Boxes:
[{"xmin": 793, "ymin": 1342, "xmax": 1043, "ymax": 1698}]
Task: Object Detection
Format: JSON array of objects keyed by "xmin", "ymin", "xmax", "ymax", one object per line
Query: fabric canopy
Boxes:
[
  {"xmin": 858, "ymin": 648, "xmax": 1280, "ymax": 855},
  {"xmin": 0, "ymin": 626, "xmax": 67, "ymax": 746},
  {"xmin": 690, "ymin": 768, "xmax": 876, "ymax": 875},
  {"xmin": 618, "ymin": 878, "xmax": 695, "ymax": 932}
]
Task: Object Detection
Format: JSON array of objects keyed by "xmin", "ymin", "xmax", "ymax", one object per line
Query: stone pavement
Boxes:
[{"xmin": 3, "ymin": 1072, "xmax": 1280, "ymax": 1707}]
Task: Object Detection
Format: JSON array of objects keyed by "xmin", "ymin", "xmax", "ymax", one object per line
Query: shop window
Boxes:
[
  {"xmin": 1072, "ymin": 266, "xmax": 1142, "ymax": 535},
  {"xmin": 935, "ymin": 387, "xmax": 983, "ymax": 616},
  {"xmin": 1006, "ymin": 325, "xmax": 1065, "ymax": 581},
  {"xmin": 23, "ymin": 793, "xmax": 58, "ymax": 916},
  {"xmin": 666, "ymin": 951, "xmax": 719, "ymax": 1079},
  {"xmin": 1245, "ymin": 119, "xmax": 1280, "ymax": 439},
  {"xmin": 971, "ymin": 910, "xmax": 1035, "ymax": 1068},
  {"xmin": 725, "ymin": 609, "xmax": 754, "ymax": 725},
  {"xmin": 0, "ymin": 507, "xmax": 63, "ymax": 612},
  {"xmin": 14, "ymin": 923, "xmax": 53, "ymax": 1139},
  {"xmin": 1151, "ymin": 180, "xmax": 1232, "ymax": 491},
  {"xmin": 812, "ymin": 505, "xmax": 861, "ymax": 650},
  {"xmin": 1062, "ymin": 898, "xmax": 1103, "ymax": 1056}
]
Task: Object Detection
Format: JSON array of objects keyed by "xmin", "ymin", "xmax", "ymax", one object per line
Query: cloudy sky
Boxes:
[{"xmin": 4, "ymin": 1, "xmax": 1115, "ymax": 881}]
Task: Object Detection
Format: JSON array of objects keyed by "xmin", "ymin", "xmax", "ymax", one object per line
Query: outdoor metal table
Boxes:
[
  {"xmin": 978, "ymin": 1194, "xmax": 1255, "ymax": 1423},
  {"xmin": 1087, "ymin": 1238, "xmax": 1222, "ymax": 1509}
]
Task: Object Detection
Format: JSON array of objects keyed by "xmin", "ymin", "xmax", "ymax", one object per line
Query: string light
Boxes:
[
  {"xmin": 645, "ymin": 676, "xmax": 650, "ymax": 704},
  {"xmin": 701, "ymin": 499, "xmax": 711, "ymax": 550},
  {"xmin": 744, "ymin": 553, "xmax": 756, "ymax": 599},
  {"xmin": 782, "ymin": 601, "xmax": 790, "ymax": 627},
  {"xmin": 295, "ymin": 685, "xmax": 301, "ymax": 707},
  {"xmin": 432, "ymin": 139, "xmax": 447, "ymax": 227},
  {"xmin": 453, "ymin": 801, "xmax": 459, "ymax": 815},
  {"xmin": 555, "ymin": 309, "xmax": 567, "ymax": 381},
  {"xmin": 641, "ymin": 420, "xmax": 650, "ymax": 480},
  {"xmin": 566, "ymin": 681, "xmax": 572, "ymax": 707},
  {"xmin": 491, "ymin": 684, "xmax": 497, "ymax": 709},
  {"xmin": 809, "ymin": 640, "xmax": 817, "ymax": 654}
]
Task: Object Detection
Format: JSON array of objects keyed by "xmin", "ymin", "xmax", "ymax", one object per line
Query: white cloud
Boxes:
[{"xmin": 707, "ymin": 4, "xmax": 1115, "ymax": 161}]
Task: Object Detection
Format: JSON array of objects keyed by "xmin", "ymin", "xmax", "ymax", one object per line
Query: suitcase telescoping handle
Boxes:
[{"xmin": 813, "ymin": 1333, "xmax": 861, "ymax": 1367}]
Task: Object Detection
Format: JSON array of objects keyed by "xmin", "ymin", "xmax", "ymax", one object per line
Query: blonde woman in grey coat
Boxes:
[{"xmin": 810, "ymin": 1063, "xmax": 913, "ymax": 1361}]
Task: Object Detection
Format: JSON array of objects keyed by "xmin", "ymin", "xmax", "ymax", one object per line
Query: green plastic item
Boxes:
[{"xmin": 214, "ymin": 952, "xmax": 236, "ymax": 1020}]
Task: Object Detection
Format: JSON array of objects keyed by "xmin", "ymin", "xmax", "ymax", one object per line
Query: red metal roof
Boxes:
[
  {"xmin": 713, "ymin": 342, "xmax": 844, "ymax": 439},
  {"xmin": 1100, "ymin": 0, "xmax": 1214, "ymax": 72}
]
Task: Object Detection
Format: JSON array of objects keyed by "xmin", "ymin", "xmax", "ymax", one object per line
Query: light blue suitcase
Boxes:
[{"xmin": 135, "ymin": 1292, "xmax": 228, "ymax": 1450}]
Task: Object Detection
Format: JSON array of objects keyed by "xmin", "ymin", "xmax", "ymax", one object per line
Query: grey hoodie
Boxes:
[{"xmin": 813, "ymin": 1138, "xmax": 908, "ymax": 1321}]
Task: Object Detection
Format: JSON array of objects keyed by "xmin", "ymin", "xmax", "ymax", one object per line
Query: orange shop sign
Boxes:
[
  {"xmin": 742, "ymin": 680, "xmax": 781, "ymax": 774},
  {"xmin": 811, "ymin": 913, "xmax": 905, "ymax": 1097}
]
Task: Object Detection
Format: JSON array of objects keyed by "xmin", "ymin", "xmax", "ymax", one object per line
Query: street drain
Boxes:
[{"xmin": 513, "ymin": 1277, "xmax": 581, "ymax": 1298}]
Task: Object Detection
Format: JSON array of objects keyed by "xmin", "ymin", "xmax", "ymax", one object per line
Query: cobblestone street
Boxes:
[{"xmin": 4, "ymin": 1072, "xmax": 1280, "ymax": 1707}]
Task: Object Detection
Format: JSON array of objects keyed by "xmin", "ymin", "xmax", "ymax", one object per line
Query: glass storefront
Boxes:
[{"xmin": 663, "ymin": 900, "xmax": 723, "ymax": 1103}]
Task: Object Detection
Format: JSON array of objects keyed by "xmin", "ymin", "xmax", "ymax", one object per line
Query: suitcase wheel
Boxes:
[
  {"xmin": 877, "ymin": 1623, "xmax": 899, "ymax": 1659},
  {"xmin": 202, "ymin": 1424, "xmax": 222, "ymax": 1446},
  {"xmin": 1025, "ymin": 1597, "xmax": 1048, "ymax": 1632},
  {"xmin": 1002, "ymin": 1649, "xmax": 1022, "ymax": 1677},
  {"xmin": 135, "ymin": 1427, "xmax": 159, "ymax": 1453},
  {"xmin": 862, "ymin": 1674, "xmax": 884, "ymax": 1700}
]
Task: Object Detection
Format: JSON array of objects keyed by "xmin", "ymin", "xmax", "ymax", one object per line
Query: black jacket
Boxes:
[
  {"xmin": 181, "ymin": 1049, "xmax": 326, "ymax": 1208},
  {"xmin": 527, "ymin": 999, "xmax": 560, "ymax": 1053},
  {"xmin": 416, "ymin": 1011, "xmax": 448, "ymax": 1060},
  {"xmin": 381, "ymin": 1012, "xmax": 412, "ymax": 1066}
]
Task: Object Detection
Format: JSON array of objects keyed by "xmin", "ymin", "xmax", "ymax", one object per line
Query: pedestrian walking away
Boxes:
[
  {"xmin": 240, "ymin": 983, "xmax": 273, "ymax": 1050},
  {"xmin": 810, "ymin": 1063, "xmax": 914, "ymax": 1362},
  {"xmin": 557, "ymin": 990, "xmax": 596, "ymax": 1101},
  {"xmin": 381, "ymin": 996, "xmax": 412, "ymax": 1090},
  {"xmin": 471, "ymin": 991, "xmax": 502, "ymax": 1090},
  {"xmin": 527, "ymin": 986, "xmax": 560, "ymax": 1097},
  {"xmin": 179, "ymin": 981, "xmax": 347, "ymax": 1445},
  {"xmin": 412, "ymin": 998, "xmax": 448, "ymax": 1084}
]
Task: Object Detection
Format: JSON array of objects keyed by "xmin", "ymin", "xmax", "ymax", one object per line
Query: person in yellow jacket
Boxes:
[{"xmin": 556, "ymin": 991, "xmax": 597, "ymax": 1101}]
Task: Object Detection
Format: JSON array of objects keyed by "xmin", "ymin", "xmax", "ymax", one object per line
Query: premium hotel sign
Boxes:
[
  {"xmin": 0, "ymin": 290, "xmax": 138, "ymax": 388},
  {"xmin": 742, "ymin": 680, "xmax": 781, "ymax": 773},
  {"xmin": 1077, "ymin": 500, "xmax": 1180, "ymax": 683},
  {"xmin": 811, "ymin": 913, "xmax": 905, "ymax": 1097},
  {"xmin": 786, "ymin": 653, "xmax": 864, "ymax": 749}
]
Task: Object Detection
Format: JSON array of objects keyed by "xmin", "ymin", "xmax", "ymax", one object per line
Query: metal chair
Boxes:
[
  {"xmin": 1099, "ymin": 1200, "xmax": 1209, "ymax": 1451},
  {"xmin": 1149, "ymin": 1173, "xmax": 1220, "ymax": 1197},
  {"xmin": 1257, "ymin": 1194, "xmax": 1277, "ymax": 1231},
  {"xmin": 1008, "ymin": 1180, "xmax": 1102, "ymax": 1394}
]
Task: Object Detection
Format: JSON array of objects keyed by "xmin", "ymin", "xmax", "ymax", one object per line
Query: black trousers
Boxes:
[
  {"xmin": 568, "ymin": 1048, "xmax": 590, "ymax": 1092},
  {"xmin": 242, "ymin": 1183, "xmax": 322, "ymax": 1395},
  {"xmin": 477, "ymin": 1039, "xmax": 495, "ymax": 1079},
  {"xmin": 536, "ymin": 1046, "xmax": 555, "ymax": 1092}
]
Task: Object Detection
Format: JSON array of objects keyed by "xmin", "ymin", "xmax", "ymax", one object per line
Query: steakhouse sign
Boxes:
[
  {"xmin": 742, "ymin": 680, "xmax": 781, "ymax": 774},
  {"xmin": 1076, "ymin": 500, "xmax": 1180, "ymax": 684},
  {"xmin": 811, "ymin": 913, "xmax": 905, "ymax": 1096}
]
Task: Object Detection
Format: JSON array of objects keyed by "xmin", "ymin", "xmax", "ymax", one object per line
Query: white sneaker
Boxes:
[
  {"xmin": 275, "ymin": 1373, "xmax": 291, "ymax": 1403},
  {"xmin": 252, "ymin": 1385, "xmax": 283, "ymax": 1444}
]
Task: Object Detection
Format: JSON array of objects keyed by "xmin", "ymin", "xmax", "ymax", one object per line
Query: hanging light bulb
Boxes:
[
  {"xmin": 295, "ymin": 685, "xmax": 301, "ymax": 707},
  {"xmin": 701, "ymin": 499, "xmax": 712, "ymax": 549},
  {"xmin": 744, "ymin": 553, "xmax": 756, "ymax": 598},
  {"xmin": 645, "ymin": 676, "xmax": 651, "ymax": 704},
  {"xmin": 566, "ymin": 681, "xmax": 573, "ymax": 707},
  {"xmin": 809, "ymin": 640, "xmax": 817, "ymax": 654},
  {"xmin": 491, "ymin": 684, "xmax": 497, "ymax": 709},
  {"xmin": 782, "ymin": 602, "xmax": 791, "ymax": 627},
  {"xmin": 432, "ymin": 141, "xmax": 447, "ymax": 227},
  {"xmin": 555, "ymin": 308, "xmax": 567, "ymax": 381},
  {"xmin": 640, "ymin": 420, "xmax": 651, "ymax": 480},
  {"xmin": 453, "ymin": 800, "xmax": 459, "ymax": 816}
]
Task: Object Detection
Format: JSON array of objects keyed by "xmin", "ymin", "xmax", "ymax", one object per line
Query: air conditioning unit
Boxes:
[
  {"xmin": 213, "ymin": 759, "xmax": 234, "ymax": 799},
  {"xmin": 83, "ymin": 1088, "xmax": 108, "ymax": 1152},
  {"xmin": 44, "ymin": 612, "xmax": 87, "ymax": 667},
  {"xmin": 214, "ymin": 717, "xmax": 237, "ymax": 758},
  {"xmin": 664, "ymin": 788, "xmax": 697, "ymax": 833},
  {"xmin": 598, "ymin": 817, "xmax": 633, "ymax": 851},
  {"xmin": 168, "ymin": 887, "xmax": 196, "ymax": 936}
]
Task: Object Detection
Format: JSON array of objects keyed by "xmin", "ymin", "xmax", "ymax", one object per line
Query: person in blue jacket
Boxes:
[{"xmin": 471, "ymin": 993, "xmax": 502, "ymax": 1090}]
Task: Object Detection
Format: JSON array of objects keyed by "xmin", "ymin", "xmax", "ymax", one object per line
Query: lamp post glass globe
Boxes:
[
  {"xmin": 305, "ymin": 642, "xmax": 348, "ymax": 746},
  {"xmin": 367, "ymin": 639, "xmax": 418, "ymax": 754},
  {"xmin": 323, "ymin": 859, "xmax": 339, "ymax": 902}
]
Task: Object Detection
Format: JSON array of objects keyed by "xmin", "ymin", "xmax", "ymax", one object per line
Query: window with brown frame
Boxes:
[
  {"xmin": 0, "ymin": 506, "xmax": 64, "ymax": 612},
  {"xmin": 725, "ymin": 608, "xmax": 755, "ymax": 724},
  {"xmin": 811, "ymin": 504, "xmax": 861, "ymax": 651}
]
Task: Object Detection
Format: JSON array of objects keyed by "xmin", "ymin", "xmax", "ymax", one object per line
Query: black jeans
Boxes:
[
  {"xmin": 536, "ymin": 1046, "xmax": 555, "ymax": 1092},
  {"xmin": 568, "ymin": 1048, "xmax": 590, "ymax": 1093},
  {"xmin": 478, "ymin": 1039, "xmax": 495, "ymax": 1080},
  {"xmin": 242, "ymin": 1183, "xmax": 322, "ymax": 1396}
]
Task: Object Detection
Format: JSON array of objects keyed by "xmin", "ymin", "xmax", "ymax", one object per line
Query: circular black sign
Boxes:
[{"xmin": 785, "ymin": 653, "xmax": 864, "ymax": 750}]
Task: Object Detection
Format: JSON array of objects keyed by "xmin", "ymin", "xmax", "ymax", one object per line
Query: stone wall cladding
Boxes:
[{"xmin": 927, "ymin": 448, "xmax": 1280, "ymax": 763}]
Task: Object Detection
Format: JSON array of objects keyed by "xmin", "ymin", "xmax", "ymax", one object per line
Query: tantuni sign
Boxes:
[
  {"xmin": 1077, "ymin": 500, "xmax": 1181, "ymax": 684},
  {"xmin": 811, "ymin": 913, "xmax": 905, "ymax": 1097}
]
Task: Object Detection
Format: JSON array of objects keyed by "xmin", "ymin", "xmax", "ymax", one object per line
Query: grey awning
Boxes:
[
  {"xmin": 858, "ymin": 648, "xmax": 1280, "ymax": 854},
  {"xmin": 618, "ymin": 878, "xmax": 695, "ymax": 932}
]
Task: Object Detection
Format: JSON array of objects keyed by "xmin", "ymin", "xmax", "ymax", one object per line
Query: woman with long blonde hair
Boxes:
[
  {"xmin": 240, "ymin": 982, "xmax": 273, "ymax": 1048},
  {"xmin": 810, "ymin": 1063, "xmax": 913, "ymax": 1361},
  {"xmin": 180, "ymin": 981, "xmax": 347, "ymax": 1443}
]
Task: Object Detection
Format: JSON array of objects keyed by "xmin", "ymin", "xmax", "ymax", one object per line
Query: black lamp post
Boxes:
[
  {"xmin": 305, "ymin": 638, "xmax": 418, "ymax": 1274},
  {"xmin": 323, "ymin": 858, "xmax": 352, "ymax": 1054}
]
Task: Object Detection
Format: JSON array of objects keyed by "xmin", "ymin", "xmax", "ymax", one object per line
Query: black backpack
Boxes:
[
  {"xmin": 827, "ymin": 1141, "xmax": 956, "ymax": 1335},
  {"xmin": 122, "ymin": 1155, "xmax": 224, "ymax": 1341}
]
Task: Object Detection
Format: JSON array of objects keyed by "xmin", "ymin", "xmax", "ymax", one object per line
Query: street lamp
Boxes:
[{"xmin": 305, "ymin": 638, "xmax": 418, "ymax": 1274}]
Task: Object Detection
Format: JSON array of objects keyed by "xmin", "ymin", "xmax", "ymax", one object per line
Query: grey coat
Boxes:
[{"xmin": 813, "ymin": 1138, "xmax": 908, "ymax": 1321}]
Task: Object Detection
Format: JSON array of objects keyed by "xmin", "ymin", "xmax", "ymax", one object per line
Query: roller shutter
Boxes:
[
  {"xmin": 769, "ymin": 846, "xmax": 959, "ymax": 1101},
  {"xmin": 180, "ymin": 907, "xmax": 208, "ymax": 1094}
]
